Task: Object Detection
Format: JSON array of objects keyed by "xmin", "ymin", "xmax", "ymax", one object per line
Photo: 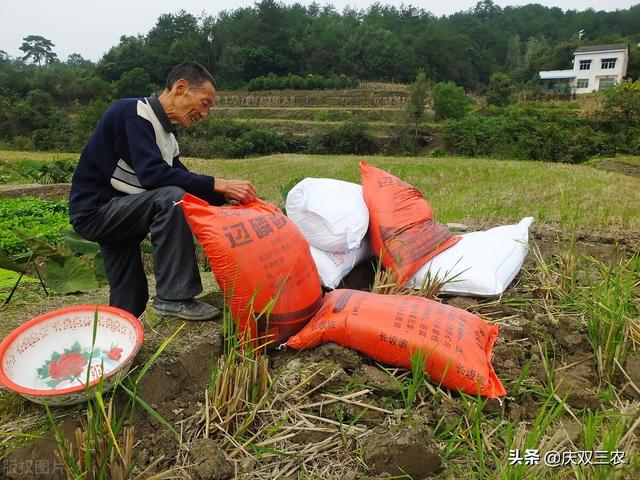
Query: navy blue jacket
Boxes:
[{"xmin": 69, "ymin": 94, "xmax": 224, "ymax": 218}]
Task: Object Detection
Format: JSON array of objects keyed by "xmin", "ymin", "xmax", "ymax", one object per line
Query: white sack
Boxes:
[
  {"xmin": 310, "ymin": 238, "xmax": 373, "ymax": 289},
  {"xmin": 286, "ymin": 178, "xmax": 369, "ymax": 252},
  {"xmin": 408, "ymin": 217, "xmax": 534, "ymax": 297}
]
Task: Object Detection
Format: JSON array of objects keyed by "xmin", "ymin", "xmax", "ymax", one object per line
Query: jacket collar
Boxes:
[{"xmin": 146, "ymin": 93, "xmax": 177, "ymax": 136}]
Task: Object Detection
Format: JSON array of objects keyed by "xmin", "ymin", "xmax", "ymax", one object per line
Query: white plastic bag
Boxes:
[
  {"xmin": 409, "ymin": 217, "xmax": 534, "ymax": 297},
  {"xmin": 310, "ymin": 238, "xmax": 373, "ymax": 289},
  {"xmin": 286, "ymin": 178, "xmax": 369, "ymax": 252}
]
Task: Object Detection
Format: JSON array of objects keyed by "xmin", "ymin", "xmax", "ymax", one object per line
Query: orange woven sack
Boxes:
[
  {"xmin": 286, "ymin": 289, "xmax": 506, "ymax": 398},
  {"xmin": 180, "ymin": 194, "xmax": 323, "ymax": 346},
  {"xmin": 360, "ymin": 161, "xmax": 460, "ymax": 285}
]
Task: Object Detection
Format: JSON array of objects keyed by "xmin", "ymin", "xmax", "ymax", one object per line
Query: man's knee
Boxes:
[{"xmin": 155, "ymin": 186, "xmax": 186, "ymax": 204}]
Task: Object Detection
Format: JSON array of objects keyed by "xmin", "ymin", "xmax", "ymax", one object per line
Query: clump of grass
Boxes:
[
  {"xmin": 203, "ymin": 293, "xmax": 272, "ymax": 445},
  {"xmin": 46, "ymin": 309, "xmax": 187, "ymax": 479},
  {"xmin": 395, "ymin": 348, "xmax": 432, "ymax": 410},
  {"xmin": 207, "ymin": 349, "xmax": 270, "ymax": 442},
  {"xmin": 48, "ymin": 391, "xmax": 179, "ymax": 480},
  {"xmin": 578, "ymin": 254, "xmax": 639, "ymax": 382},
  {"xmin": 371, "ymin": 256, "xmax": 462, "ymax": 298},
  {"xmin": 530, "ymin": 231, "xmax": 639, "ymax": 385},
  {"xmin": 581, "ymin": 404, "xmax": 640, "ymax": 480}
]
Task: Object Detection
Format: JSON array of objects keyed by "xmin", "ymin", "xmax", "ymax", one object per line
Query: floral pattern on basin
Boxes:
[{"xmin": 37, "ymin": 341, "xmax": 123, "ymax": 390}]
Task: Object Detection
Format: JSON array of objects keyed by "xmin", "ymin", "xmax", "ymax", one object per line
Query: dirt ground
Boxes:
[
  {"xmin": 0, "ymin": 209, "xmax": 638, "ymax": 478},
  {"xmin": 0, "ymin": 183, "xmax": 71, "ymax": 201}
]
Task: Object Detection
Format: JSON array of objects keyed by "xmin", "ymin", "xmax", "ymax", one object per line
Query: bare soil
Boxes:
[
  {"xmin": 0, "ymin": 183, "xmax": 71, "ymax": 200},
  {"xmin": 593, "ymin": 158, "xmax": 640, "ymax": 177}
]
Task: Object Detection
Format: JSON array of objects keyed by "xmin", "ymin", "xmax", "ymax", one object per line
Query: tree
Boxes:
[
  {"xmin": 486, "ymin": 72, "xmax": 514, "ymax": 107},
  {"xmin": 20, "ymin": 35, "xmax": 58, "ymax": 65},
  {"xmin": 603, "ymin": 80, "xmax": 640, "ymax": 126},
  {"xmin": 406, "ymin": 70, "xmax": 429, "ymax": 136},
  {"xmin": 433, "ymin": 81, "xmax": 469, "ymax": 121},
  {"xmin": 505, "ymin": 35, "xmax": 522, "ymax": 71},
  {"xmin": 116, "ymin": 68, "xmax": 154, "ymax": 98},
  {"xmin": 67, "ymin": 53, "xmax": 93, "ymax": 68}
]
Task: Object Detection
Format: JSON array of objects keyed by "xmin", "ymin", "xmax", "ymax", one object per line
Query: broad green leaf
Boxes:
[
  {"xmin": 15, "ymin": 230, "xmax": 66, "ymax": 264},
  {"xmin": 63, "ymin": 229, "xmax": 100, "ymax": 257},
  {"xmin": 44, "ymin": 256, "xmax": 99, "ymax": 294},
  {"xmin": 93, "ymin": 251, "xmax": 108, "ymax": 285},
  {"xmin": 0, "ymin": 252, "xmax": 26, "ymax": 273}
]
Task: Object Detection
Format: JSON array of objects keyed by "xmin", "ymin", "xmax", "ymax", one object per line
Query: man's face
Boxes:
[{"xmin": 173, "ymin": 80, "xmax": 216, "ymax": 127}]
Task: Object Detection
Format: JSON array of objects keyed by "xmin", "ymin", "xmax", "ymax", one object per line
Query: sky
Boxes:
[{"xmin": 2, "ymin": 1, "xmax": 637, "ymax": 62}]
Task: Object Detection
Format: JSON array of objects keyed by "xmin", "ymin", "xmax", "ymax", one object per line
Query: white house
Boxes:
[{"xmin": 539, "ymin": 43, "xmax": 629, "ymax": 94}]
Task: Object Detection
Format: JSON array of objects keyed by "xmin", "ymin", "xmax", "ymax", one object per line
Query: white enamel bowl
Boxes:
[{"xmin": 0, "ymin": 305, "xmax": 143, "ymax": 406}]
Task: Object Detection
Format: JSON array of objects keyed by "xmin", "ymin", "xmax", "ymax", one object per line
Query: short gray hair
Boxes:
[{"xmin": 165, "ymin": 62, "xmax": 217, "ymax": 90}]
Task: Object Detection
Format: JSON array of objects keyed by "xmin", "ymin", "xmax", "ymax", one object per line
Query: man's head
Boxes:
[{"xmin": 161, "ymin": 62, "xmax": 217, "ymax": 127}]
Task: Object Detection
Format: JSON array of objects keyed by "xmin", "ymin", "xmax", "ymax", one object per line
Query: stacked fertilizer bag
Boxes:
[
  {"xmin": 359, "ymin": 161, "xmax": 461, "ymax": 285},
  {"xmin": 286, "ymin": 178, "xmax": 374, "ymax": 289},
  {"xmin": 286, "ymin": 289, "xmax": 507, "ymax": 398},
  {"xmin": 407, "ymin": 217, "xmax": 535, "ymax": 297},
  {"xmin": 180, "ymin": 194, "xmax": 322, "ymax": 347},
  {"xmin": 180, "ymin": 162, "xmax": 530, "ymax": 398},
  {"xmin": 283, "ymin": 162, "xmax": 526, "ymax": 398}
]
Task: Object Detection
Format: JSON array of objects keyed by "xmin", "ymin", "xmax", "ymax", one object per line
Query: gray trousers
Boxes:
[{"xmin": 71, "ymin": 187, "xmax": 202, "ymax": 317}]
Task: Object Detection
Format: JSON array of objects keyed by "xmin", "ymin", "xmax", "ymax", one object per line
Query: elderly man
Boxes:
[{"xmin": 69, "ymin": 61, "xmax": 256, "ymax": 320}]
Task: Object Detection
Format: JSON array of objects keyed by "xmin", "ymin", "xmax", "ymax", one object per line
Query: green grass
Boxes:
[
  {"xmin": 1, "ymin": 151, "xmax": 637, "ymax": 231},
  {"xmin": 180, "ymin": 154, "xmax": 640, "ymax": 231}
]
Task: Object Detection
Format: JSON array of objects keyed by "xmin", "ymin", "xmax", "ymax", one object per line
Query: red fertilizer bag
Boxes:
[
  {"xmin": 286, "ymin": 289, "xmax": 506, "ymax": 398},
  {"xmin": 180, "ymin": 194, "xmax": 323, "ymax": 346},
  {"xmin": 360, "ymin": 161, "xmax": 460, "ymax": 285}
]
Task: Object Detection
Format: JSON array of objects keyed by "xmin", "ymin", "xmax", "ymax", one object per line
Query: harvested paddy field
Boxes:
[{"xmin": 0, "ymin": 152, "xmax": 638, "ymax": 479}]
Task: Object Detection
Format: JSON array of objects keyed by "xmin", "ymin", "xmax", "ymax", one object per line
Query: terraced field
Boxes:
[{"xmin": 214, "ymin": 83, "xmax": 414, "ymax": 139}]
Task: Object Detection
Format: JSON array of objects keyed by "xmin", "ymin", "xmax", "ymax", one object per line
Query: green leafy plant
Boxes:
[{"xmin": 0, "ymin": 197, "xmax": 69, "ymax": 257}]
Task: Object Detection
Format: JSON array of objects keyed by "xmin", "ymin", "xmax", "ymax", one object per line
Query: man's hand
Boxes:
[{"xmin": 215, "ymin": 178, "xmax": 257, "ymax": 204}]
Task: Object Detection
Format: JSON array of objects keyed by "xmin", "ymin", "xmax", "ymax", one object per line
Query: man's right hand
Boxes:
[{"xmin": 214, "ymin": 178, "xmax": 257, "ymax": 204}]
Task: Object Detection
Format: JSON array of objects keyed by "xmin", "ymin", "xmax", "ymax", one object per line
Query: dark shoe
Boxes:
[{"xmin": 152, "ymin": 297, "xmax": 220, "ymax": 321}]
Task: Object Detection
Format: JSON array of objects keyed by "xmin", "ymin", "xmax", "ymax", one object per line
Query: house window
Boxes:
[
  {"xmin": 576, "ymin": 79, "xmax": 589, "ymax": 89},
  {"xmin": 579, "ymin": 60, "xmax": 592, "ymax": 70},
  {"xmin": 601, "ymin": 58, "xmax": 617, "ymax": 69},
  {"xmin": 599, "ymin": 76, "xmax": 617, "ymax": 90}
]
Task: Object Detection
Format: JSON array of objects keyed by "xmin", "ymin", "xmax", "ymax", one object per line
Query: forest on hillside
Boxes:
[{"xmin": 0, "ymin": 0, "xmax": 638, "ymax": 155}]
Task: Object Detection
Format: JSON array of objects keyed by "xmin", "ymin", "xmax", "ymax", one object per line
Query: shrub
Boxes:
[
  {"xmin": 486, "ymin": 72, "xmax": 514, "ymax": 107},
  {"xmin": 406, "ymin": 70, "xmax": 429, "ymax": 133},
  {"xmin": 307, "ymin": 120, "xmax": 378, "ymax": 155},
  {"xmin": 602, "ymin": 79, "xmax": 640, "ymax": 127},
  {"xmin": 433, "ymin": 81, "xmax": 469, "ymax": 121},
  {"xmin": 246, "ymin": 73, "xmax": 358, "ymax": 91},
  {"xmin": 430, "ymin": 146, "xmax": 447, "ymax": 158},
  {"xmin": 441, "ymin": 105, "xmax": 616, "ymax": 162},
  {"xmin": 116, "ymin": 67, "xmax": 155, "ymax": 98},
  {"xmin": 178, "ymin": 117, "xmax": 294, "ymax": 158}
]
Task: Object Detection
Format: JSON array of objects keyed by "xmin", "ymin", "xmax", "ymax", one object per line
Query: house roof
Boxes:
[
  {"xmin": 575, "ymin": 43, "xmax": 628, "ymax": 54},
  {"xmin": 539, "ymin": 70, "xmax": 575, "ymax": 80}
]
